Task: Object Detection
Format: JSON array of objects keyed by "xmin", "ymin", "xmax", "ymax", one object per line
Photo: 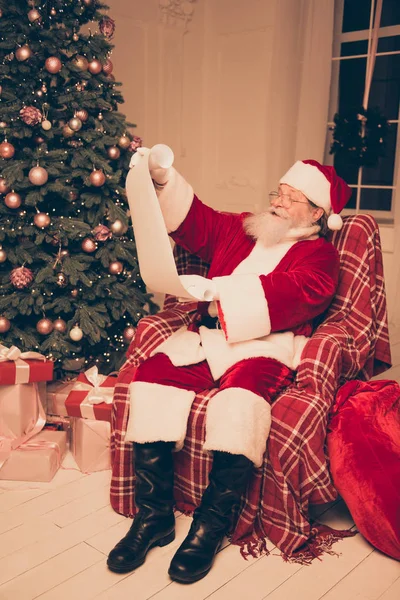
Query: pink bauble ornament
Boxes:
[
  {"xmin": 0, "ymin": 141, "xmax": 15, "ymax": 159},
  {"xmin": 33, "ymin": 212, "xmax": 50, "ymax": 228},
  {"xmin": 0, "ymin": 316, "xmax": 11, "ymax": 333},
  {"xmin": 5, "ymin": 191, "xmax": 22, "ymax": 209},
  {"xmin": 36, "ymin": 318, "xmax": 53, "ymax": 335},
  {"xmin": 90, "ymin": 169, "xmax": 106, "ymax": 187},
  {"xmin": 81, "ymin": 238, "xmax": 97, "ymax": 253},
  {"xmin": 16, "ymin": 45, "xmax": 32, "ymax": 62},
  {"xmin": 53, "ymin": 318, "xmax": 67, "ymax": 333},
  {"xmin": 29, "ymin": 166, "xmax": 48, "ymax": 185},
  {"xmin": 45, "ymin": 56, "xmax": 62, "ymax": 73}
]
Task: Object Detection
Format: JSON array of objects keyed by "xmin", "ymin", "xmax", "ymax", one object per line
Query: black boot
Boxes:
[
  {"xmin": 168, "ymin": 451, "xmax": 252, "ymax": 583},
  {"xmin": 107, "ymin": 441, "xmax": 176, "ymax": 573}
]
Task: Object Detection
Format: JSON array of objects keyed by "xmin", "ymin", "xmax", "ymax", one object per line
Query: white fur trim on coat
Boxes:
[
  {"xmin": 156, "ymin": 167, "xmax": 194, "ymax": 233},
  {"xmin": 213, "ymin": 273, "xmax": 271, "ymax": 343},
  {"xmin": 203, "ymin": 387, "xmax": 272, "ymax": 467},
  {"xmin": 279, "ymin": 161, "xmax": 331, "ymax": 214},
  {"xmin": 199, "ymin": 327, "xmax": 297, "ymax": 381},
  {"xmin": 151, "ymin": 326, "xmax": 205, "ymax": 366},
  {"xmin": 125, "ymin": 381, "xmax": 195, "ymax": 450}
]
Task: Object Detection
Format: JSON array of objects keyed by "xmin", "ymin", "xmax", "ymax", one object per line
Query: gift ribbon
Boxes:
[
  {"xmin": 0, "ymin": 344, "xmax": 46, "ymax": 384},
  {"xmin": 18, "ymin": 439, "xmax": 62, "ymax": 471},
  {"xmin": 0, "ymin": 382, "xmax": 47, "ymax": 470},
  {"xmin": 72, "ymin": 366, "xmax": 116, "ymax": 420}
]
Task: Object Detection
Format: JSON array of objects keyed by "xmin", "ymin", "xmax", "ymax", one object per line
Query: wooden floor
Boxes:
[{"xmin": 1, "ymin": 330, "xmax": 399, "ymax": 600}]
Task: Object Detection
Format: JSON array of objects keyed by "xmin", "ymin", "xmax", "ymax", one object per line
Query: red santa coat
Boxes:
[{"xmin": 151, "ymin": 193, "xmax": 340, "ymax": 380}]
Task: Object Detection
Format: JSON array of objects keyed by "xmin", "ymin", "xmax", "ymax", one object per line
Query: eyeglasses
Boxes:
[{"xmin": 269, "ymin": 191, "xmax": 310, "ymax": 209}]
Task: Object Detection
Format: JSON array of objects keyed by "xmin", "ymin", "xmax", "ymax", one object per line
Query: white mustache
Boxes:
[{"xmin": 268, "ymin": 206, "xmax": 291, "ymax": 219}]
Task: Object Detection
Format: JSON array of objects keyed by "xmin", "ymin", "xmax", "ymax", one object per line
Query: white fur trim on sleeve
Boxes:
[
  {"xmin": 125, "ymin": 381, "xmax": 195, "ymax": 450},
  {"xmin": 150, "ymin": 327, "xmax": 205, "ymax": 366},
  {"xmin": 156, "ymin": 167, "xmax": 194, "ymax": 233},
  {"xmin": 203, "ymin": 387, "xmax": 271, "ymax": 467},
  {"xmin": 213, "ymin": 273, "xmax": 271, "ymax": 343}
]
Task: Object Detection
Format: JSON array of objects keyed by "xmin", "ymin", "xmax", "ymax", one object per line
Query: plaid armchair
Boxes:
[{"xmin": 110, "ymin": 214, "xmax": 391, "ymax": 561}]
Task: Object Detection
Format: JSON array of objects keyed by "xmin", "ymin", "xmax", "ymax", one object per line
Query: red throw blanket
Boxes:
[{"xmin": 110, "ymin": 214, "xmax": 391, "ymax": 562}]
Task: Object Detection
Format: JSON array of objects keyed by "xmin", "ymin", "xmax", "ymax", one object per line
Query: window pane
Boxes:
[
  {"xmin": 362, "ymin": 124, "xmax": 398, "ymax": 185},
  {"xmin": 340, "ymin": 40, "xmax": 368, "ymax": 57},
  {"xmin": 343, "ymin": 0, "xmax": 372, "ymax": 33},
  {"xmin": 338, "ymin": 57, "xmax": 367, "ymax": 113},
  {"xmin": 377, "ymin": 35, "xmax": 400, "ymax": 53},
  {"xmin": 347, "ymin": 187, "xmax": 357, "ymax": 209},
  {"xmin": 333, "ymin": 153, "xmax": 359, "ymax": 185},
  {"xmin": 381, "ymin": 0, "xmax": 400, "ymax": 27},
  {"xmin": 360, "ymin": 188, "xmax": 392, "ymax": 211},
  {"xmin": 368, "ymin": 54, "xmax": 400, "ymax": 120}
]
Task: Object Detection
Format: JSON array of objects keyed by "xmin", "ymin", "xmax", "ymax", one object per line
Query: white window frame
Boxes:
[{"xmin": 325, "ymin": 0, "xmax": 400, "ymax": 224}]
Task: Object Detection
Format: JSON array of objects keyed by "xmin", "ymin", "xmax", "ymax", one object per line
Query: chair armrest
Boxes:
[{"xmin": 121, "ymin": 307, "xmax": 197, "ymax": 370}]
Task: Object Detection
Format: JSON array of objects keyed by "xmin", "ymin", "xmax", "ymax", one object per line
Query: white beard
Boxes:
[{"xmin": 243, "ymin": 207, "xmax": 314, "ymax": 247}]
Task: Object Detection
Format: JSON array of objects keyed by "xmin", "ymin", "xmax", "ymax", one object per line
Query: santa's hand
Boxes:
[{"xmin": 129, "ymin": 144, "xmax": 174, "ymax": 187}]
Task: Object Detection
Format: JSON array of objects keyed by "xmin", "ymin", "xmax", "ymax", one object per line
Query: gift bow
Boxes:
[
  {"xmin": 0, "ymin": 344, "xmax": 46, "ymax": 384},
  {"xmin": 73, "ymin": 366, "xmax": 115, "ymax": 405}
]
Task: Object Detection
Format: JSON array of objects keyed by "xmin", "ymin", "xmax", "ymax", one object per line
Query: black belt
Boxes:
[{"xmin": 197, "ymin": 315, "xmax": 221, "ymax": 330}]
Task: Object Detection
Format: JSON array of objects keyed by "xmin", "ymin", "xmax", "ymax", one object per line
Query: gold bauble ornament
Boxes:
[
  {"xmin": 16, "ymin": 45, "xmax": 32, "ymax": 62},
  {"xmin": 0, "ymin": 121, "xmax": 7, "ymax": 128},
  {"xmin": 41, "ymin": 120, "xmax": 52, "ymax": 131},
  {"xmin": 62, "ymin": 125, "xmax": 75, "ymax": 138},
  {"xmin": 118, "ymin": 135, "xmax": 130, "ymax": 149},
  {"xmin": 73, "ymin": 55, "xmax": 88, "ymax": 71},
  {"xmin": 103, "ymin": 59, "xmax": 113, "ymax": 75},
  {"xmin": 110, "ymin": 219, "xmax": 128, "ymax": 236},
  {"xmin": 5, "ymin": 192, "xmax": 22, "ymax": 209},
  {"xmin": 75, "ymin": 109, "xmax": 88, "ymax": 122},
  {"xmin": 37, "ymin": 318, "xmax": 53, "ymax": 335},
  {"xmin": 28, "ymin": 8, "xmax": 41, "ymax": 22},
  {"xmin": 107, "ymin": 146, "xmax": 120, "ymax": 160},
  {"xmin": 72, "ymin": 33, "xmax": 79, "ymax": 42},
  {"xmin": 81, "ymin": 238, "xmax": 97, "ymax": 253},
  {"xmin": 0, "ymin": 141, "xmax": 15, "ymax": 159},
  {"xmin": 97, "ymin": 112, "xmax": 103, "ymax": 121},
  {"xmin": 108, "ymin": 260, "xmax": 123, "ymax": 275},
  {"xmin": 41, "ymin": 84, "xmax": 47, "ymax": 93},
  {"xmin": 36, "ymin": 90, "xmax": 43, "ymax": 98},
  {"xmin": 0, "ymin": 316, "xmax": 11, "ymax": 333},
  {"xmin": 0, "ymin": 177, "xmax": 10, "ymax": 194},
  {"xmin": 90, "ymin": 169, "xmax": 106, "ymax": 187},
  {"xmin": 83, "ymin": 0, "xmax": 93, "ymax": 6},
  {"xmin": 69, "ymin": 190, "xmax": 78, "ymax": 200},
  {"xmin": 34, "ymin": 136, "xmax": 45, "ymax": 145},
  {"xmin": 53, "ymin": 318, "xmax": 67, "ymax": 333},
  {"xmin": 70, "ymin": 325, "xmax": 83, "ymax": 342},
  {"xmin": 68, "ymin": 117, "xmax": 82, "ymax": 131},
  {"xmin": 88, "ymin": 59, "xmax": 102, "ymax": 74},
  {"xmin": 55, "ymin": 272, "xmax": 68, "ymax": 287},
  {"xmin": 45, "ymin": 56, "xmax": 62, "ymax": 74},
  {"xmin": 29, "ymin": 166, "xmax": 48, "ymax": 186},
  {"xmin": 34, "ymin": 212, "xmax": 51, "ymax": 228},
  {"xmin": 0, "ymin": 248, "xmax": 7, "ymax": 263},
  {"xmin": 123, "ymin": 326, "xmax": 136, "ymax": 343},
  {"xmin": 50, "ymin": 7, "xmax": 57, "ymax": 16},
  {"xmin": 70, "ymin": 288, "xmax": 78, "ymax": 298},
  {"xmin": 60, "ymin": 249, "xmax": 69, "ymax": 258}
]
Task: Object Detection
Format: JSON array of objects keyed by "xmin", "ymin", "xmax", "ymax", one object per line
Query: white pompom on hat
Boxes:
[{"xmin": 279, "ymin": 159, "xmax": 352, "ymax": 230}]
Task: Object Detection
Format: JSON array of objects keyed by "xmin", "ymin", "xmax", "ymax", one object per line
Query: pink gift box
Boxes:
[
  {"xmin": 71, "ymin": 417, "xmax": 111, "ymax": 473},
  {"xmin": 47, "ymin": 380, "xmax": 76, "ymax": 417},
  {"xmin": 0, "ymin": 382, "xmax": 47, "ymax": 439},
  {"xmin": 0, "ymin": 430, "xmax": 67, "ymax": 482}
]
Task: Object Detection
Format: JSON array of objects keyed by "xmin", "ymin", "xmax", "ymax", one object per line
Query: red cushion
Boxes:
[{"xmin": 327, "ymin": 379, "xmax": 400, "ymax": 560}]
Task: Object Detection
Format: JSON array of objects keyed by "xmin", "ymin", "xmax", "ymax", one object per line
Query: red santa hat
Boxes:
[{"xmin": 279, "ymin": 159, "xmax": 352, "ymax": 230}]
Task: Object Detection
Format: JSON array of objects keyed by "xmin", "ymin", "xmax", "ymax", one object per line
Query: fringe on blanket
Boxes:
[{"xmin": 229, "ymin": 523, "xmax": 357, "ymax": 565}]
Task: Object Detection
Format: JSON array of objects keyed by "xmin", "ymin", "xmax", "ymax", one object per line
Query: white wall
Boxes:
[{"xmin": 108, "ymin": 0, "xmax": 399, "ymax": 328}]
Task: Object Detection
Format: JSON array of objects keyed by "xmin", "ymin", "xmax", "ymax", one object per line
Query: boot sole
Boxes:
[
  {"xmin": 107, "ymin": 529, "xmax": 176, "ymax": 574},
  {"xmin": 168, "ymin": 566, "xmax": 212, "ymax": 584}
]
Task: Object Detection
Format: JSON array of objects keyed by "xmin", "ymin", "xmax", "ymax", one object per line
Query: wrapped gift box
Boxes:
[
  {"xmin": 47, "ymin": 380, "xmax": 76, "ymax": 417},
  {"xmin": 65, "ymin": 367, "xmax": 116, "ymax": 424},
  {"xmin": 71, "ymin": 417, "xmax": 111, "ymax": 473},
  {"xmin": 0, "ymin": 382, "xmax": 47, "ymax": 440},
  {"xmin": 0, "ymin": 429, "xmax": 67, "ymax": 482},
  {"xmin": 0, "ymin": 345, "xmax": 53, "ymax": 385}
]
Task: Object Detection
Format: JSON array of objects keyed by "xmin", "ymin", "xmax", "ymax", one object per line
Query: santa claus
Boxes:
[{"xmin": 107, "ymin": 157, "xmax": 352, "ymax": 583}]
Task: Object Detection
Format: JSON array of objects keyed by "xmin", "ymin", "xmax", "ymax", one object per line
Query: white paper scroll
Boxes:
[{"xmin": 125, "ymin": 145, "xmax": 217, "ymax": 302}]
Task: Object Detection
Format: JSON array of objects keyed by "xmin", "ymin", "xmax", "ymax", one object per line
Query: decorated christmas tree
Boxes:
[{"xmin": 0, "ymin": 0, "xmax": 157, "ymax": 378}]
